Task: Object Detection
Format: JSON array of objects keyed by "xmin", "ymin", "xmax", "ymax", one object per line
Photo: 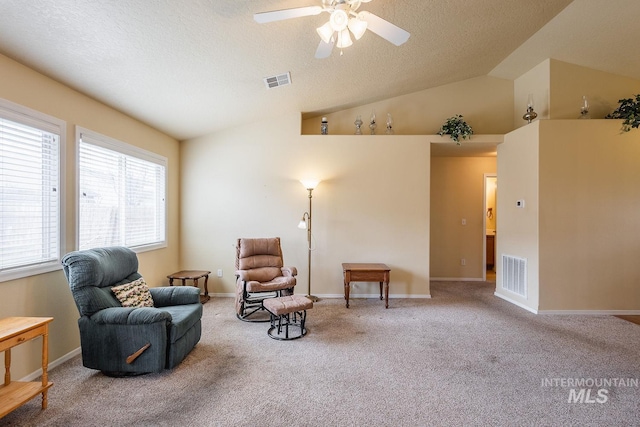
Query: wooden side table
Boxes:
[
  {"xmin": 167, "ymin": 270, "xmax": 211, "ymax": 304},
  {"xmin": 0, "ymin": 317, "xmax": 54, "ymax": 418},
  {"xmin": 342, "ymin": 263, "xmax": 391, "ymax": 309}
]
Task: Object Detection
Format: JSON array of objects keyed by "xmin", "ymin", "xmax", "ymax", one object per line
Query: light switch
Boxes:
[{"xmin": 461, "ymin": 218, "xmax": 466, "ymax": 225}]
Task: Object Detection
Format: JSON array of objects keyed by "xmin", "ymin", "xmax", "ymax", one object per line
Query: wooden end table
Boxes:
[
  {"xmin": 167, "ymin": 270, "xmax": 211, "ymax": 304},
  {"xmin": 342, "ymin": 263, "xmax": 391, "ymax": 309},
  {"xmin": 0, "ymin": 317, "xmax": 54, "ymax": 418}
]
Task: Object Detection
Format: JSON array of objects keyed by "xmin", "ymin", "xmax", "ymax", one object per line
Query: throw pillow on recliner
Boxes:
[{"xmin": 112, "ymin": 277, "xmax": 154, "ymax": 307}]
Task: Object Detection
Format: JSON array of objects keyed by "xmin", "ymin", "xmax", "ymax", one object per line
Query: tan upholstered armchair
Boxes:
[{"xmin": 235, "ymin": 237, "xmax": 297, "ymax": 321}]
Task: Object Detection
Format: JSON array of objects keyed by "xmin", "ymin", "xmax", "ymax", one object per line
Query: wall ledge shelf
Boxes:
[{"xmin": 299, "ymin": 134, "xmax": 504, "ymax": 144}]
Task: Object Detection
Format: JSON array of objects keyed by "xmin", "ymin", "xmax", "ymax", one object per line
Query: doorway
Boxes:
[{"xmin": 484, "ymin": 174, "xmax": 497, "ymax": 282}]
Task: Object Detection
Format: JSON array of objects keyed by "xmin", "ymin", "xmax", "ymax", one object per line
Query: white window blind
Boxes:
[
  {"xmin": 78, "ymin": 128, "xmax": 166, "ymax": 251},
  {"xmin": 0, "ymin": 99, "xmax": 64, "ymax": 281}
]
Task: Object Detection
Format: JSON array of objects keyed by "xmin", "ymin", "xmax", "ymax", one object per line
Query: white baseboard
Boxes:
[
  {"xmin": 20, "ymin": 347, "xmax": 81, "ymax": 382},
  {"xmin": 494, "ymin": 292, "xmax": 538, "ymax": 314},
  {"xmin": 537, "ymin": 309, "xmax": 640, "ymax": 315},
  {"xmin": 430, "ymin": 277, "xmax": 485, "ymax": 282},
  {"xmin": 494, "ymin": 292, "xmax": 640, "ymax": 315}
]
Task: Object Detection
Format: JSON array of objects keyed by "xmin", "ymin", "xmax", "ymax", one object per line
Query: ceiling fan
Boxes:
[{"xmin": 254, "ymin": 0, "xmax": 410, "ymax": 58}]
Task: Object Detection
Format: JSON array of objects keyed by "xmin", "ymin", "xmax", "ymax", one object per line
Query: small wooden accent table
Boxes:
[
  {"xmin": 167, "ymin": 270, "xmax": 211, "ymax": 304},
  {"xmin": 0, "ymin": 317, "xmax": 53, "ymax": 418},
  {"xmin": 342, "ymin": 263, "xmax": 391, "ymax": 309}
]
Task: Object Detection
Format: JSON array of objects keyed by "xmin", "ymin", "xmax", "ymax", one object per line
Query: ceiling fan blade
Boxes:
[
  {"xmin": 254, "ymin": 6, "xmax": 323, "ymax": 24},
  {"xmin": 358, "ymin": 11, "xmax": 410, "ymax": 46},
  {"xmin": 315, "ymin": 38, "xmax": 335, "ymax": 59}
]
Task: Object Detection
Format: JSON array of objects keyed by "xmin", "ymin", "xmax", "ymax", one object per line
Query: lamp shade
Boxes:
[
  {"xmin": 316, "ymin": 21, "xmax": 334, "ymax": 44},
  {"xmin": 300, "ymin": 179, "xmax": 320, "ymax": 190},
  {"xmin": 348, "ymin": 17, "xmax": 367, "ymax": 40},
  {"xmin": 336, "ymin": 29, "xmax": 353, "ymax": 48},
  {"xmin": 298, "ymin": 219, "xmax": 307, "ymax": 229}
]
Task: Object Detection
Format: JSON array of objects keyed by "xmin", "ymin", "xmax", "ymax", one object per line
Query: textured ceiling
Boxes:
[{"xmin": 0, "ymin": 0, "xmax": 638, "ymax": 141}]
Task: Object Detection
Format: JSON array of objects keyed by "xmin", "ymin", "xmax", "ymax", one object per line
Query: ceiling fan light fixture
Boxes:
[
  {"xmin": 329, "ymin": 9, "xmax": 349, "ymax": 31},
  {"xmin": 336, "ymin": 29, "xmax": 353, "ymax": 48},
  {"xmin": 317, "ymin": 21, "xmax": 335, "ymax": 44},
  {"xmin": 347, "ymin": 17, "xmax": 367, "ymax": 40}
]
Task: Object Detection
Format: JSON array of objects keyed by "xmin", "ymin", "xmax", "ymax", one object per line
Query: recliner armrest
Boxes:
[
  {"xmin": 282, "ymin": 266, "xmax": 297, "ymax": 277},
  {"xmin": 150, "ymin": 286, "xmax": 201, "ymax": 307},
  {"xmin": 91, "ymin": 307, "xmax": 172, "ymax": 325}
]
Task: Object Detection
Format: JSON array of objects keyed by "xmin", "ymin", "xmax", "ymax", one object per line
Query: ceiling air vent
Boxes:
[{"xmin": 263, "ymin": 72, "xmax": 291, "ymax": 89}]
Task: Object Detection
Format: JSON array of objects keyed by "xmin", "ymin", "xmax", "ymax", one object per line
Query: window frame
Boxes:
[
  {"xmin": 75, "ymin": 127, "xmax": 168, "ymax": 253},
  {"xmin": 0, "ymin": 98, "xmax": 66, "ymax": 283}
]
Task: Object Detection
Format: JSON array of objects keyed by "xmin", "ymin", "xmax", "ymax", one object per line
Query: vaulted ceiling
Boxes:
[{"xmin": 0, "ymin": 0, "xmax": 639, "ymax": 141}]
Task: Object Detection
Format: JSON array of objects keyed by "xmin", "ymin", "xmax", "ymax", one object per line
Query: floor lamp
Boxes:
[{"xmin": 298, "ymin": 179, "xmax": 320, "ymax": 302}]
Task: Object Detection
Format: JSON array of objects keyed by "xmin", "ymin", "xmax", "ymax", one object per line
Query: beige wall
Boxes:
[
  {"xmin": 549, "ymin": 60, "xmax": 640, "ymax": 120},
  {"xmin": 508, "ymin": 59, "xmax": 640, "ymax": 312},
  {"xmin": 498, "ymin": 119, "xmax": 640, "ymax": 312},
  {"xmin": 514, "ymin": 59, "xmax": 550, "ymax": 129},
  {"xmin": 538, "ymin": 120, "xmax": 640, "ymax": 311},
  {"xmin": 495, "ymin": 123, "xmax": 540, "ymax": 311},
  {"xmin": 514, "ymin": 59, "xmax": 640, "ymax": 129},
  {"xmin": 302, "ymin": 76, "xmax": 514, "ymax": 136},
  {"xmin": 430, "ymin": 157, "xmax": 496, "ymax": 279},
  {"xmin": 0, "ymin": 53, "xmax": 181, "ymax": 379},
  {"xmin": 181, "ymin": 114, "xmax": 431, "ymax": 299}
]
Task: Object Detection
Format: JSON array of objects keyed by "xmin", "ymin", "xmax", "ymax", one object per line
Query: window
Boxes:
[
  {"xmin": 0, "ymin": 99, "xmax": 64, "ymax": 282},
  {"xmin": 77, "ymin": 128, "xmax": 166, "ymax": 251}
]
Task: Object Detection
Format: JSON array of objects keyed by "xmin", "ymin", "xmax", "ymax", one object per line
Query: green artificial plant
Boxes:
[
  {"xmin": 605, "ymin": 94, "xmax": 640, "ymax": 132},
  {"xmin": 438, "ymin": 115, "xmax": 473, "ymax": 144}
]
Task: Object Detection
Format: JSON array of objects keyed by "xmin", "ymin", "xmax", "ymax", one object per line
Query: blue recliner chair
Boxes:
[{"xmin": 61, "ymin": 246, "xmax": 203, "ymax": 376}]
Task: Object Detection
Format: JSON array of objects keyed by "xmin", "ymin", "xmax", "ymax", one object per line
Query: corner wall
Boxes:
[
  {"xmin": 514, "ymin": 59, "xmax": 640, "ymax": 129},
  {"xmin": 514, "ymin": 59, "xmax": 550, "ymax": 130},
  {"xmin": 549, "ymin": 60, "xmax": 640, "ymax": 120},
  {"xmin": 495, "ymin": 123, "xmax": 540, "ymax": 312},
  {"xmin": 0, "ymin": 53, "xmax": 181, "ymax": 379}
]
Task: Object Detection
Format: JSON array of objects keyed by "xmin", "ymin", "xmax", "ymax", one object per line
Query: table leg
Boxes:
[
  {"xmin": 42, "ymin": 328, "xmax": 49, "ymax": 409},
  {"xmin": 203, "ymin": 274, "xmax": 210, "ymax": 302},
  {"xmin": 379, "ymin": 282, "xmax": 383, "ymax": 300},
  {"xmin": 194, "ymin": 277, "xmax": 210, "ymax": 303},
  {"xmin": 384, "ymin": 281, "xmax": 389, "ymax": 309},
  {"xmin": 169, "ymin": 278, "xmax": 174, "ymax": 286},
  {"xmin": 344, "ymin": 280, "xmax": 350, "ymax": 308},
  {"xmin": 4, "ymin": 348, "xmax": 10, "ymax": 385}
]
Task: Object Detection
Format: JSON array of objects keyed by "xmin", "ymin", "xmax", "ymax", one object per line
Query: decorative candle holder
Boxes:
[
  {"xmin": 354, "ymin": 115, "xmax": 363, "ymax": 135},
  {"xmin": 369, "ymin": 112, "xmax": 377, "ymax": 135},
  {"xmin": 321, "ymin": 117, "xmax": 328, "ymax": 135},
  {"xmin": 385, "ymin": 113, "xmax": 394, "ymax": 135},
  {"xmin": 523, "ymin": 94, "xmax": 538, "ymax": 123},
  {"xmin": 579, "ymin": 95, "xmax": 590, "ymax": 119}
]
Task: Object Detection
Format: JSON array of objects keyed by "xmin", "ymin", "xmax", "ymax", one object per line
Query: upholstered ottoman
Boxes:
[{"xmin": 263, "ymin": 295, "xmax": 313, "ymax": 340}]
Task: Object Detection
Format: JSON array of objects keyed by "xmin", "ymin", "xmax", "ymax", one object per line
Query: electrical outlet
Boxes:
[
  {"xmin": 217, "ymin": 269, "xmax": 223, "ymax": 277},
  {"xmin": 460, "ymin": 258, "xmax": 466, "ymax": 266}
]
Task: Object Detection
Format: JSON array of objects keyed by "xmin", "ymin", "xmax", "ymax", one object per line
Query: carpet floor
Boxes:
[{"xmin": 2, "ymin": 281, "xmax": 639, "ymax": 426}]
